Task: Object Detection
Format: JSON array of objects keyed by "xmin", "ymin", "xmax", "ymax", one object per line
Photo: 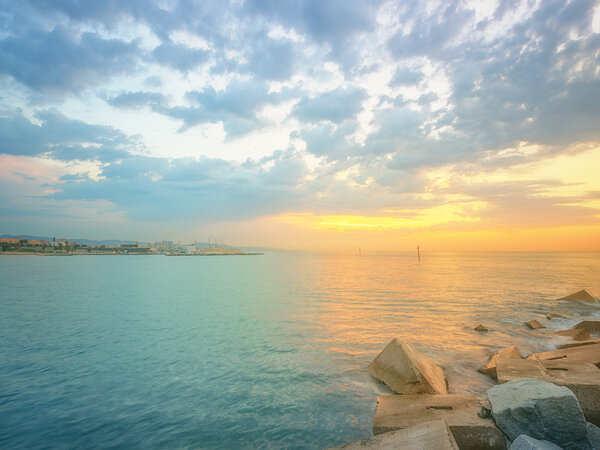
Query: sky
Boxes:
[{"xmin": 1, "ymin": 0, "xmax": 600, "ymax": 251}]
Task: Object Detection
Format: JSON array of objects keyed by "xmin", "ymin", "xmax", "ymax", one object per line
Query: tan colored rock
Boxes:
[
  {"xmin": 557, "ymin": 289, "xmax": 596, "ymax": 302},
  {"xmin": 573, "ymin": 320, "xmax": 600, "ymax": 334},
  {"xmin": 546, "ymin": 312, "xmax": 569, "ymax": 320},
  {"xmin": 373, "ymin": 394, "xmax": 506, "ymax": 449},
  {"xmin": 551, "ymin": 328, "xmax": 591, "ymax": 341},
  {"xmin": 330, "ymin": 420, "xmax": 458, "ymax": 450},
  {"xmin": 474, "ymin": 324, "xmax": 489, "ymax": 332},
  {"xmin": 495, "ymin": 358, "xmax": 600, "ymax": 426},
  {"xmin": 367, "ymin": 339, "xmax": 447, "ymax": 395},
  {"xmin": 478, "ymin": 346, "xmax": 523, "ymax": 379},
  {"xmin": 526, "ymin": 343, "xmax": 600, "ymax": 366},
  {"xmin": 524, "ymin": 319, "xmax": 545, "ymax": 329},
  {"xmin": 558, "ymin": 338, "xmax": 600, "ymax": 349},
  {"xmin": 495, "ymin": 358, "xmax": 547, "ymax": 384}
]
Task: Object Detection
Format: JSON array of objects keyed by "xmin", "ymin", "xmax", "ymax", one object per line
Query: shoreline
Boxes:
[{"xmin": 0, "ymin": 251, "xmax": 264, "ymax": 256}]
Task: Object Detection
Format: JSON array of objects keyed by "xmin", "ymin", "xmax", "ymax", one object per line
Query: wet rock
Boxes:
[
  {"xmin": 367, "ymin": 339, "xmax": 447, "ymax": 395},
  {"xmin": 374, "ymin": 394, "xmax": 506, "ymax": 449},
  {"xmin": 558, "ymin": 338, "xmax": 600, "ymax": 349},
  {"xmin": 525, "ymin": 320, "xmax": 545, "ymax": 330},
  {"xmin": 509, "ymin": 435, "xmax": 562, "ymax": 450},
  {"xmin": 543, "ymin": 360, "xmax": 600, "ymax": 427},
  {"xmin": 588, "ymin": 423, "xmax": 600, "ymax": 449},
  {"xmin": 475, "ymin": 324, "xmax": 490, "ymax": 332},
  {"xmin": 330, "ymin": 420, "xmax": 459, "ymax": 449},
  {"xmin": 487, "ymin": 379, "xmax": 589, "ymax": 448},
  {"xmin": 526, "ymin": 343, "xmax": 600, "ymax": 366},
  {"xmin": 573, "ymin": 320, "xmax": 600, "ymax": 334},
  {"xmin": 546, "ymin": 313, "xmax": 569, "ymax": 320},
  {"xmin": 551, "ymin": 328, "xmax": 591, "ymax": 341},
  {"xmin": 495, "ymin": 358, "xmax": 600, "ymax": 426},
  {"xmin": 479, "ymin": 347, "xmax": 523, "ymax": 379},
  {"xmin": 558, "ymin": 290, "xmax": 596, "ymax": 303}
]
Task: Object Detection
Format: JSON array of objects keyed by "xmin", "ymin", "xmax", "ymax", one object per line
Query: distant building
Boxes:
[
  {"xmin": 27, "ymin": 240, "xmax": 49, "ymax": 246},
  {"xmin": 0, "ymin": 238, "xmax": 20, "ymax": 244}
]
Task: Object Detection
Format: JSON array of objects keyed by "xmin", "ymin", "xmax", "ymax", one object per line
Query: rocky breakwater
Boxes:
[
  {"xmin": 329, "ymin": 289, "xmax": 600, "ymax": 449},
  {"xmin": 487, "ymin": 379, "xmax": 600, "ymax": 449},
  {"xmin": 334, "ymin": 339, "xmax": 507, "ymax": 449}
]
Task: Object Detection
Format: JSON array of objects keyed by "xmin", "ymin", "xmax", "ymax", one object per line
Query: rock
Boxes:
[
  {"xmin": 573, "ymin": 320, "xmax": 600, "ymax": 334},
  {"xmin": 547, "ymin": 313, "xmax": 569, "ymax": 320},
  {"xmin": 525, "ymin": 320, "xmax": 545, "ymax": 330},
  {"xmin": 475, "ymin": 324, "xmax": 490, "ymax": 332},
  {"xmin": 496, "ymin": 358, "xmax": 547, "ymax": 384},
  {"xmin": 330, "ymin": 420, "xmax": 459, "ymax": 449},
  {"xmin": 495, "ymin": 358, "xmax": 600, "ymax": 426},
  {"xmin": 558, "ymin": 290, "xmax": 596, "ymax": 303},
  {"xmin": 509, "ymin": 435, "xmax": 563, "ymax": 450},
  {"xmin": 588, "ymin": 422, "xmax": 600, "ymax": 449},
  {"xmin": 479, "ymin": 406, "xmax": 493, "ymax": 419},
  {"xmin": 479, "ymin": 347, "xmax": 523, "ymax": 379},
  {"xmin": 487, "ymin": 379, "xmax": 590, "ymax": 448},
  {"xmin": 526, "ymin": 343, "xmax": 600, "ymax": 366},
  {"xmin": 551, "ymin": 328, "xmax": 591, "ymax": 341},
  {"xmin": 367, "ymin": 339, "xmax": 447, "ymax": 395},
  {"xmin": 543, "ymin": 360, "xmax": 600, "ymax": 427},
  {"xmin": 373, "ymin": 394, "xmax": 506, "ymax": 449},
  {"xmin": 558, "ymin": 338, "xmax": 600, "ymax": 349}
]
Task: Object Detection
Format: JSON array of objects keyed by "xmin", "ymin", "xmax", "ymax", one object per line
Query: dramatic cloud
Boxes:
[
  {"xmin": 0, "ymin": 25, "xmax": 140, "ymax": 94},
  {"xmin": 0, "ymin": 110, "xmax": 136, "ymax": 161},
  {"xmin": 0, "ymin": 0, "xmax": 599, "ymax": 248}
]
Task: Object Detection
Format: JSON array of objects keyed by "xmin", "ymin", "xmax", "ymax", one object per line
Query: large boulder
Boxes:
[
  {"xmin": 551, "ymin": 328, "xmax": 591, "ymax": 341},
  {"xmin": 495, "ymin": 359, "xmax": 600, "ymax": 426},
  {"xmin": 330, "ymin": 420, "xmax": 459, "ymax": 449},
  {"xmin": 573, "ymin": 320, "xmax": 600, "ymax": 334},
  {"xmin": 543, "ymin": 360, "xmax": 600, "ymax": 427},
  {"xmin": 373, "ymin": 394, "xmax": 506, "ymax": 449},
  {"xmin": 487, "ymin": 379, "xmax": 590, "ymax": 449},
  {"xmin": 509, "ymin": 435, "xmax": 562, "ymax": 450},
  {"xmin": 367, "ymin": 339, "xmax": 447, "ymax": 395},
  {"xmin": 558, "ymin": 290, "xmax": 596, "ymax": 303},
  {"xmin": 479, "ymin": 347, "xmax": 523, "ymax": 379}
]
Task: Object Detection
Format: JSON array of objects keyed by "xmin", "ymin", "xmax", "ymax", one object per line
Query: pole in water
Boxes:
[{"xmin": 417, "ymin": 245, "xmax": 421, "ymax": 263}]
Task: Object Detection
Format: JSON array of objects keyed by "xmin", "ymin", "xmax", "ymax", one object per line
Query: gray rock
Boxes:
[
  {"xmin": 588, "ymin": 423, "xmax": 600, "ymax": 449},
  {"xmin": 488, "ymin": 379, "xmax": 590, "ymax": 449},
  {"xmin": 509, "ymin": 435, "xmax": 562, "ymax": 450}
]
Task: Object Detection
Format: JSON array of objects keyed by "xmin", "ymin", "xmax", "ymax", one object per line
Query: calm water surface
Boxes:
[{"xmin": 1, "ymin": 252, "xmax": 600, "ymax": 449}]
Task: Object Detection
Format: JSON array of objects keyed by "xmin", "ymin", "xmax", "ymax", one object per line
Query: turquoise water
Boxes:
[{"xmin": 1, "ymin": 252, "xmax": 600, "ymax": 448}]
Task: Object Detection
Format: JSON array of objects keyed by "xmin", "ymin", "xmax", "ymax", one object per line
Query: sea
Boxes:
[{"xmin": 1, "ymin": 252, "xmax": 599, "ymax": 449}]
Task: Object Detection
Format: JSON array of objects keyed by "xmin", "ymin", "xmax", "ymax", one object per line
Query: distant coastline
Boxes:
[
  {"xmin": 0, "ymin": 236, "xmax": 264, "ymax": 256},
  {"xmin": 0, "ymin": 251, "xmax": 263, "ymax": 256}
]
